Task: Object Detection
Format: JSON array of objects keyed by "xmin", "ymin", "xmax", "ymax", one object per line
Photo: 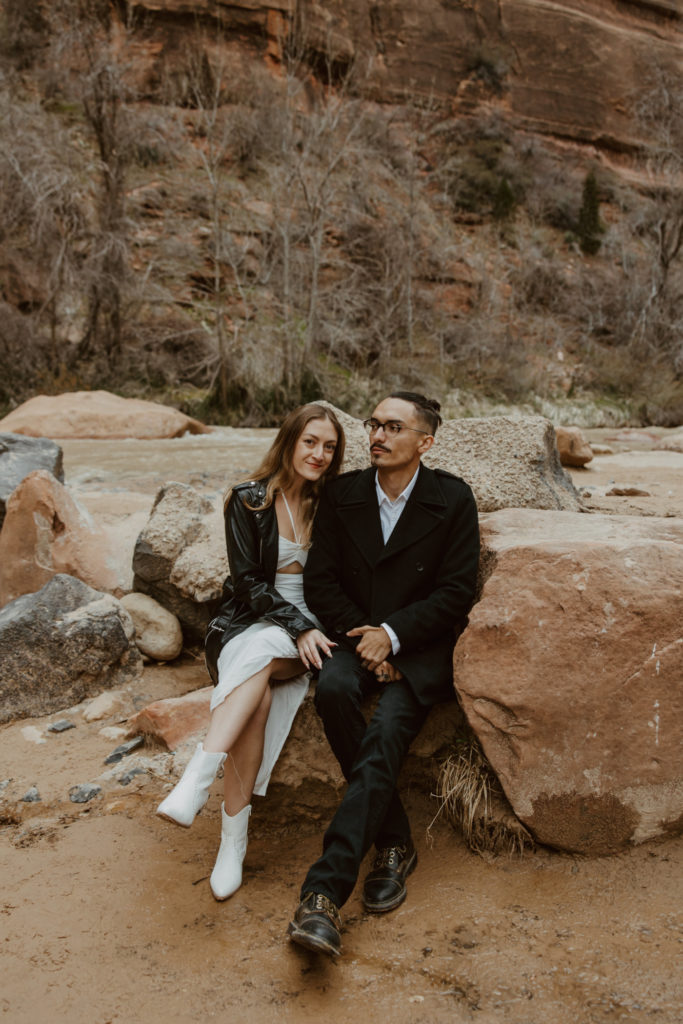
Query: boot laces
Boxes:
[{"xmin": 374, "ymin": 844, "xmax": 406, "ymax": 869}]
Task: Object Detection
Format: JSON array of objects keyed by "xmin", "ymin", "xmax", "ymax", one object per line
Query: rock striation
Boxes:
[
  {"xmin": 0, "ymin": 390, "xmax": 211, "ymax": 440},
  {"xmin": 0, "ymin": 575, "xmax": 143, "ymax": 724},
  {"xmin": 454, "ymin": 509, "xmax": 683, "ymax": 854},
  {"xmin": 131, "ymin": 0, "xmax": 682, "ymax": 153}
]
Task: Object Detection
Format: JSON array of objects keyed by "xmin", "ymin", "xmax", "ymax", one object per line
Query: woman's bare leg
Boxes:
[
  {"xmin": 222, "ymin": 686, "xmax": 272, "ymax": 814},
  {"xmin": 203, "ymin": 657, "xmax": 304, "ymax": 813}
]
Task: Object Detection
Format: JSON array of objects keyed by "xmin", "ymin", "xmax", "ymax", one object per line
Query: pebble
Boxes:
[
  {"xmin": 118, "ymin": 767, "xmax": 147, "ymax": 786},
  {"xmin": 104, "ymin": 736, "xmax": 144, "ymax": 765},
  {"xmin": 0, "ymin": 779, "xmax": 11, "ymax": 792},
  {"xmin": 69, "ymin": 783, "xmax": 102, "ymax": 803},
  {"xmin": 48, "ymin": 719, "xmax": 76, "ymax": 733},
  {"xmin": 21, "ymin": 786, "xmax": 41, "ymax": 802}
]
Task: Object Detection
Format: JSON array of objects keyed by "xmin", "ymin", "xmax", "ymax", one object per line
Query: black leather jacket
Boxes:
[{"xmin": 204, "ymin": 479, "xmax": 316, "ymax": 684}]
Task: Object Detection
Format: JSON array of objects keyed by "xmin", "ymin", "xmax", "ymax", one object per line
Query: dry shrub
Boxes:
[{"xmin": 433, "ymin": 736, "xmax": 533, "ymax": 857}]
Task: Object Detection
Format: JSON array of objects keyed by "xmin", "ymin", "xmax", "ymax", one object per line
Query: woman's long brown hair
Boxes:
[{"xmin": 225, "ymin": 403, "xmax": 345, "ymax": 542}]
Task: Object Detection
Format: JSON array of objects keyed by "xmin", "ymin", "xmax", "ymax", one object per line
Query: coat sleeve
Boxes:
[
  {"xmin": 384, "ymin": 483, "xmax": 480, "ymax": 652},
  {"xmin": 303, "ymin": 484, "xmax": 365, "ymax": 633},
  {"xmin": 225, "ymin": 490, "xmax": 317, "ymax": 640}
]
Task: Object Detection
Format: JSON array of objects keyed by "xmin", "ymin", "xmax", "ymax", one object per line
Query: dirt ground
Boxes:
[{"xmin": 2, "ymin": 426, "xmax": 683, "ymax": 1024}]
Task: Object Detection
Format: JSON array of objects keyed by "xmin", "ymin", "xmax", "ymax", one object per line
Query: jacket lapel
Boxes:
[
  {"xmin": 377, "ymin": 464, "xmax": 447, "ymax": 564},
  {"xmin": 337, "ymin": 469, "xmax": 385, "ymax": 568}
]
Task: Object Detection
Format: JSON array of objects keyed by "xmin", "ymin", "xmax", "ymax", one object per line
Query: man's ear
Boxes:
[{"xmin": 417, "ymin": 434, "xmax": 434, "ymax": 456}]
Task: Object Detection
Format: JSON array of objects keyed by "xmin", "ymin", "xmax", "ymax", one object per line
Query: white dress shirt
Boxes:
[{"xmin": 376, "ymin": 466, "xmax": 420, "ymax": 655}]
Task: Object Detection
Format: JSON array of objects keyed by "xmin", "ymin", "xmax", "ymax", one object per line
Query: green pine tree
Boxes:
[{"xmin": 578, "ymin": 170, "xmax": 604, "ymax": 255}]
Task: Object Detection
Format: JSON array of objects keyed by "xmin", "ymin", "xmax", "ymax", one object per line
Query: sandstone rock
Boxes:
[
  {"xmin": 82, "ymin": 690, "xmax": 127, "ymax": 723},
  {"xmin": 655, "ymin": 431, "xmax": 683, "ymax": 454},
  {"xmin": 127, "ymin": 680, "xmax": 466, "ymax": 825},
  {"xmin": 454, "ymin": 509, "xmax": 683, "ymax": 854},
  {"xmin": 0, "ymin": 433, "xmax": 63, "ymax": 530},
  {"xmin": 323, "ymin": 403, "xmax": 581, "ymax": 512},
  {"xmin": 0, "ymin": 470, "xmax": 124, "ymax": 607},
  {"xmin": 0, "ymin": 390, "xmax": 211, "ymax": 440},
  {"xmin": 0, "ymin": 575, "xmax": 143, "ymax": 725},
  {"xmin": 132, "ymin": 483, "xmax": 228, "ymax": 638},
  {"xmin": 132, "ymin": 0, "xmax": 681, "ymax": 152},
  {"xmin": 555, "ymin": 426, "xmax": 593, "ymax": 468},
  {"xmin": 120, "ymin": 592, "xmax": 183, "ymax": 661},
  {"xmin": 126, "ymin": 686, "xmax": 213, "ymax": 749}
]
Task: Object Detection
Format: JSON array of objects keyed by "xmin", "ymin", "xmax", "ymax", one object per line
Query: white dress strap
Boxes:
[{"xmin": 281, "ymin": 492, "xmax": 300, "ymax": 545}]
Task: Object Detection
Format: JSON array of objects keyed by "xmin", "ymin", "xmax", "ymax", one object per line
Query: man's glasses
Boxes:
[{"xmin": 363, "ymin": 418, "xmax": 430, "ymax": 437}]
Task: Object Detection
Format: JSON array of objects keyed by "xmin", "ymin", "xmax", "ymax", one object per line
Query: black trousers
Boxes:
[{"xmin": 301, "ymin": 648, "xmax": 429, "ymax": 908}]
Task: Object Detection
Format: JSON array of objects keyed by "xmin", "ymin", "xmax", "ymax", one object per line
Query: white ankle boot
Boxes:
[
  {"xmin": 210, "ymin": 802, "xmax": 251, "ymax": 900},
  {"xmin": 156, "ymin": 743, "xmax": 226, "ymax": 828}
]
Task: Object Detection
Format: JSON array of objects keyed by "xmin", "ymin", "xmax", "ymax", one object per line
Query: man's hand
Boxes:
[
  {"xmin": 347, "ymin": 625, "xmax": 392, "ymax": 670},
  {"xmin": 374, "ymin": 660, "xmax": 403, "ymax": 684}
]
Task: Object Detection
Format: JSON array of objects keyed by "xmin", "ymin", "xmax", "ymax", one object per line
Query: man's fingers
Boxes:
[{"xmin": 346, "ymin": 626, "xmax": 370, "ymax": 637}]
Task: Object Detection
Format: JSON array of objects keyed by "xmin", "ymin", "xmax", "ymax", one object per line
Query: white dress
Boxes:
[{"xmin": 211, "ymin": 535, "xmax": 321, "ymax": 796}]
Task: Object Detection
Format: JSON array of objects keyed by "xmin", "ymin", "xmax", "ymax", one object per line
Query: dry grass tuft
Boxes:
[{"xmin": 431, "ymin": 736, "xmax": 534, "ymax": 857}]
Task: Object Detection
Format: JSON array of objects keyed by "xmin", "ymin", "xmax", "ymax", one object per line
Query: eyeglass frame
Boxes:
[{"xmin": 362, "ymin": 417, "xmax": 432, "ymax": 438}]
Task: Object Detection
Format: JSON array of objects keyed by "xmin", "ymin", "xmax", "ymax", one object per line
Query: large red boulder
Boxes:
[{"xmin": 454, "ymin": 509, "xmax": 683, "ymax": 854}]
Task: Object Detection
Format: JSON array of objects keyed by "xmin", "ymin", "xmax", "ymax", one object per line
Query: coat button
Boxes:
[
  {"xmin": 416, "ymin": 562, "xmax": 424, "ymax": 572},
  {"xmin": 352, "ymin": 565, "xmax": 359, "ymax": 575}
]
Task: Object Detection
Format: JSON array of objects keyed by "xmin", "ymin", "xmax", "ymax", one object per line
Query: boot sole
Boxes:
[
  {"xmin": 362, "ymin": 850, "xmax": 418, "ymax": 914},
  {"xmin": 287, "ymin": 921, "xmax": 341, "ymax": 957},
  {"xmin": 156, "ymin": 808, "xmax": 193, "ymax": 828}
]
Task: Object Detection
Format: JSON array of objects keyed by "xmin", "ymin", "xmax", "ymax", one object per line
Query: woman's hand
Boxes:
[{"xmin": 296, "ymin": 629, "xmax": 336, "ymax": 671}]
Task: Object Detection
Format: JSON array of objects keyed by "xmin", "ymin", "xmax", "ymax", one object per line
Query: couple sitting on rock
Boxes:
[{"xmin": 156, "ymin": 392, "xmax": 480, "ymax": 957}]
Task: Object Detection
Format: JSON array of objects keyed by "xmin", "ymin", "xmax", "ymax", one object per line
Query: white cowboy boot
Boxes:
[
  {"xmin": 156, "ymin": 743, "xmax": 226, "ymax": 828},
  {"xmin": 210, "ymin": 802, "xmax": 251, "ymax": 900}
]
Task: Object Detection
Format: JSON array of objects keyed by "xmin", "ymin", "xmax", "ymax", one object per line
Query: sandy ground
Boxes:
[{"xmin": 2, "ymin": 426, "xmax": 683, "ymax": 1023}]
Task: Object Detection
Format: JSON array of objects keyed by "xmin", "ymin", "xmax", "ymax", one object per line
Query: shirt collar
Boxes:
[{"xmin": 375, "ymin": 464, "xmax": 420, "ymax": 507}]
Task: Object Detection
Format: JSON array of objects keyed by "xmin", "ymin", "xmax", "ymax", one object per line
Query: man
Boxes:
[{"xmin": 287, "ymin": 392, "xmax": 480, "ymax": 957}]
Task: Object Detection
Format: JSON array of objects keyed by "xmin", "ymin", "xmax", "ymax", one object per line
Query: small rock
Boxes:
[
  {"xmin": 98, "ymin": 725, "xmax": 127, "ymax": 740},
  {"xmin": 118, "ymin": 767, "xmax": 147, "ymax": 786},
  {"xmin": 83, "ymin": 690, "xmax": 126, "ymax": 723},
  {"xmin": 556, "ymin": 426, "xmax": 593, "ymax": 467},
  {"xmin": 104, "ymin": 736, "xmax": 144, "ymax": 765},
  {"xmin": 48, "ymin": 719, "xmax": 76, "ymax": 733},
  {"xmin": 589, "ymin": 443, "xmax": 614, "ymax": 455},
  {"xmin": 0, "ymin": 779, "xmax": 11, "ymax": 792},
  {"xmin": 605, "ymin": 485, "xmax": 651, "ymax": 497},
  {"xmin": 21, "ymin": 786, "xmax": 41, "ymax": 802},
  {"xmin": 69, "ymin": 783, "xmax": 102, "ymax": 804},
  {"xmin": 120, "ymin": 592, "xmax": 183, "ymax": 661}
]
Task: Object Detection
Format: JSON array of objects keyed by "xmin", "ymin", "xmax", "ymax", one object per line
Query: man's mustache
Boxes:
[{"xmin": 371, "ymin": 444, "xmax": 390, "ymax": 453}]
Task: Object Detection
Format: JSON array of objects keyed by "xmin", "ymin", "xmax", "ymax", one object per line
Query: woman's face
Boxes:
[{"xmin": 291, "ymin": 417, "xmax": 339, "ymax": 483}]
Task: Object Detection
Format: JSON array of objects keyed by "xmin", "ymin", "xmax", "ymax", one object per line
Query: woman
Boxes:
[{"xmin": 157, "ymin": 403, "xmax": 345, "ymax": 899}]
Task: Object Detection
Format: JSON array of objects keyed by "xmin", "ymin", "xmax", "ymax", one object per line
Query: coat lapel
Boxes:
[
  {"xmin": 377, "ymin": 464, "xmax": 447, "ymax": 564},
  {"xmin": 337, "ymin": 469, "xmax": 384, "ymax": 568}
]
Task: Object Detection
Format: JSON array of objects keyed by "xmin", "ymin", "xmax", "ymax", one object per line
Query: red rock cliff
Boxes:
[{"xmin": 132, "ymin": 0, "xmax": 681, "ymax": 150}]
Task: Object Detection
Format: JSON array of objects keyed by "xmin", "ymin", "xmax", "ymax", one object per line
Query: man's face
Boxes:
[{"xmin": 367, "ymin": 397, "xmax": 431, "ymax": 472}]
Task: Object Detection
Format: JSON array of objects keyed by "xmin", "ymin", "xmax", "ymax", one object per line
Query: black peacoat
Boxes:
[
  {"xmin": 204, "ymin": 479, "xmax": 317, "ymax": 684},
  {"xmin": 303, "ymin": 463, "xmax": 480, "ymax": 706}
]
